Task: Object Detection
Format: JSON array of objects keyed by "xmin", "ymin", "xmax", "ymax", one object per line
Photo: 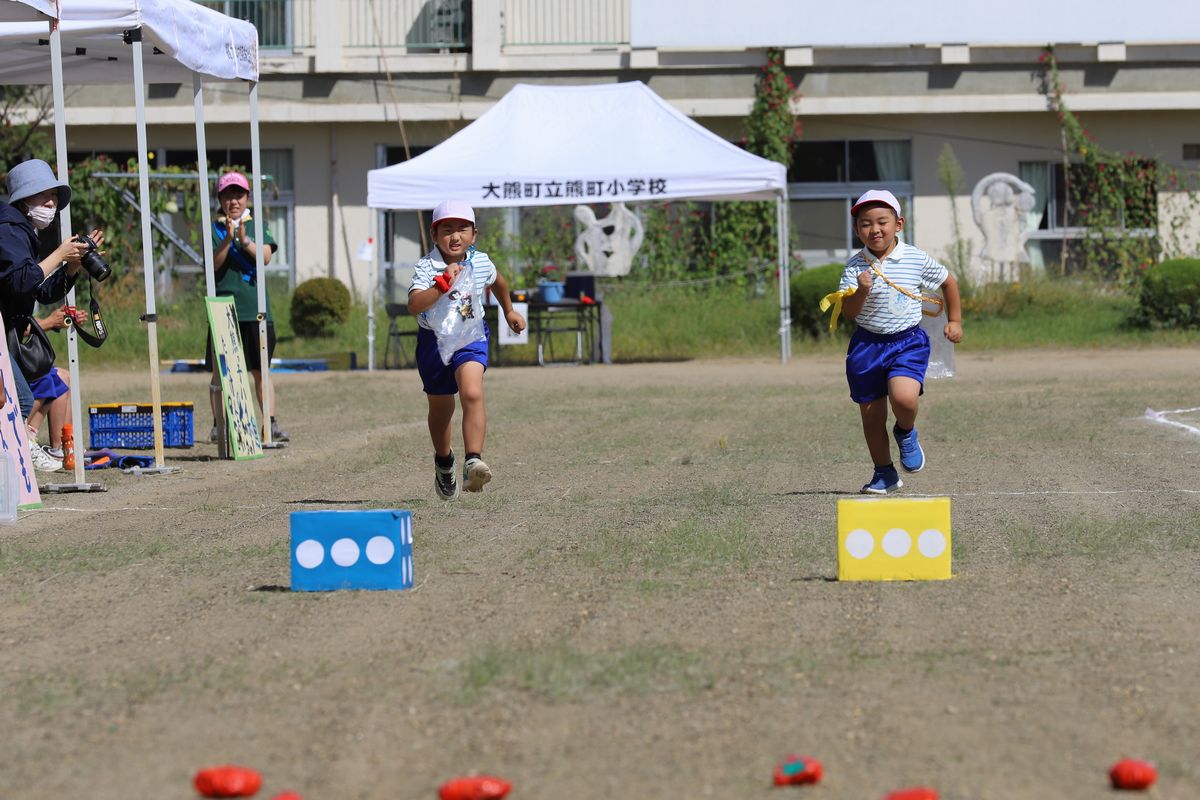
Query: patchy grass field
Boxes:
[{"xmin": 2, "ymin": 349, "xmax": 1198, "ymax": 798}]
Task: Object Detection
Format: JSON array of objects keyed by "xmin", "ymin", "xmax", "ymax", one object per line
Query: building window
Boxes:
[
  {"xmin": 1019, "ymin": 160, "xmax": 1156, "ymax": 271},
  {"xmin": 788, "ymin": 139, "xmax": 912, "ymax": 265},
  {"xmin": 1183, "ymin": 144, "xmax": 1200, "ymax": 162},
  {"xmin": 164, "ymin": 147, "xmax": 296, "ymax": 284}
]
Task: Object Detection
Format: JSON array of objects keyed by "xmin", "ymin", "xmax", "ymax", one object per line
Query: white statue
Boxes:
[
  {"xmin": 574, "ymin": 203, "xmax": 644, "ymax": 276},
  {"xmin": 971, "ymin": 172, "xmax": 1038, "ymax": 284}
]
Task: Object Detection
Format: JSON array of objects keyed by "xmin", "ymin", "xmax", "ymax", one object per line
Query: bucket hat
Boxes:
[
  {"xmin": 217, "ymin": 171, "xmax": 251, "ymax": 194},
  {"xmin": 851, "ymin": 189, "xmax": 901, "ymax": 218},
  {"xmin": 431, "ymin": 199, "xmax": 475, "ymax": 227},
  {"xmin": 6, "ymin": 159, "xmax": 71, "ymax": 208}
]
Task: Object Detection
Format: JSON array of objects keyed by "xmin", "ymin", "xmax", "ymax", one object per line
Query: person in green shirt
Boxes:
[{"xmin": 204, "ymin": 170, "xmax": 288, "ymax": 442}]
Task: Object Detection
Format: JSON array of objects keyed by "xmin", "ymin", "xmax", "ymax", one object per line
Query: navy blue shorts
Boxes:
[
  {"xmin": 416, "ymin": 324, "xmax": 489, "ymax": 395},
  {"xmin": 846, "ymin": 325, "xmax": 930, "ymax": 404}
]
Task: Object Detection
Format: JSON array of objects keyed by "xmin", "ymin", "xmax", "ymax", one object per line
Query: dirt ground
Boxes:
[{"xmin": 1, "ymin": 347, "xmax": 1198, "ymax": 799}]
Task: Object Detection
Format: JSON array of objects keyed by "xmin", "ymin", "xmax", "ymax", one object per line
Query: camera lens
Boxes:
[{"xmin": 75, "ymin": 236, "xmax": 111, "ymax": 282}]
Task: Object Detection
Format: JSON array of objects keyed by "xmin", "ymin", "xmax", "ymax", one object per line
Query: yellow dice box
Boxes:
[{"xmin": 837, "ymin": 496, "xmax": 952, "ymax": 581}]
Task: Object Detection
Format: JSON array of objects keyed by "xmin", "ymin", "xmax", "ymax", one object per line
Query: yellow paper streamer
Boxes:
[{"xmin": 818, "ymin": 285, "xmax": 857, "ymax": 332}]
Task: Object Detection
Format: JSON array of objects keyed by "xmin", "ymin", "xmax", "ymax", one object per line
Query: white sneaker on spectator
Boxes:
[{"xmin": 29, "ymin": 442, "xmax": 62, "ymax": 472}]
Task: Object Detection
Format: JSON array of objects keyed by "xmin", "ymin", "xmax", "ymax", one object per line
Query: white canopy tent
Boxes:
[
  {"xmin": 0, "ymin": 0, "xmax": 271, "ymax": 484},
  {"xmin": 367, "ymin": 81, "xmax": 793, "ymax": 363}
]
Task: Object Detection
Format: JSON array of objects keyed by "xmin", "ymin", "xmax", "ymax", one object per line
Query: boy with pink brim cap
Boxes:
[
  {"xmin": 407, "ymin": 200, "xmax": 526, "ymax": 499},
  {"xmin": 832, "ymin": 189, "xmax": 963, "ymax": 494}
]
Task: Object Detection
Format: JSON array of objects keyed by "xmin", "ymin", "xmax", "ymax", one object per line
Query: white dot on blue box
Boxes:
[{"xmin": 290, "ymin": 510, "xmax": 413, "ymax": 591}]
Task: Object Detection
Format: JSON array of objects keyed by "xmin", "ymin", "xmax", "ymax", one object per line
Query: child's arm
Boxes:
[
  {"xmin": 840, "ymin": 268, "xmax": 873, "ymax": 320},
  {"xmin": 408, "ymin": 261, "xmax": 466, "ymax": 314},
  {"xmin": 491, "ymin": 271, "xmax": 526, "ymax": 333},
  {"xmin": 941, "ymin": 273, "xmax": 963, "ymax": 343}
]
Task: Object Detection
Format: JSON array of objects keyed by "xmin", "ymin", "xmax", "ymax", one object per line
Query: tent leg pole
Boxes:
[
  {"xmin": 249, "ymin": 82, "xmax": 281, "ymax": 448},
  {"xmin": 42, "ymin": 20, "xmax": 104, "ymax": 493},
  {"xmin": 367, "ymin": 208, "xmax": 377, "ymax": 371},
  {"xmin": 777, "ymin": 191, "xmax": 791, "ymax": 364},
  {"xmin": 131, "ymin": 30, "xmax": 175, "ymax": 475}
]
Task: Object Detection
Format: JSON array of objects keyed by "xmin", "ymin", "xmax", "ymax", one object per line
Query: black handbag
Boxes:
[{"xmin": 7, "ymin": 315, "xmax": 56, "ymax": 379}]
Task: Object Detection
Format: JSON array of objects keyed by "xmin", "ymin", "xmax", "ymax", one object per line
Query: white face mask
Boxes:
[{"xmin": 25, "ymin": 204, "xmax": 56, "ymax": 230}]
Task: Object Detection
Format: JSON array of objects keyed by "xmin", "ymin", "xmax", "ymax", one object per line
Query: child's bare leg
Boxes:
[
  {"xmin": 858, "ymin": 397, "xmax": 892, "ymax": 466},
  {"xmin": 45, "ymin": 368, "xmax": 72, "ymax": 449},
  {"xmin": 427, "ymin": 393, "xmax": 457, "ymax": 457},
  {"xmin": 455, "ymin": 361, "xmax": 487, "ymax": 455},
  {"xmin": 887, "ymin": 376, "xmax": 921, "ymax": 430}
]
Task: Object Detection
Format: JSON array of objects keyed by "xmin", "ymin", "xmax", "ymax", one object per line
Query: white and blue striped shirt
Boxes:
[
  {"xmin": 409, "ymin": 246, "xmax": 498, "ymax": 330},
  {"xmin": 838, "ymin": 241, "xmax": 949, "ymax": 334}
]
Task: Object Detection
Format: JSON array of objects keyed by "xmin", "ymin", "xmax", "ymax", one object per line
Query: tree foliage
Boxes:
[{"xmin": 710, "ymin": 48, "xmax": 801, "ymax": 278}]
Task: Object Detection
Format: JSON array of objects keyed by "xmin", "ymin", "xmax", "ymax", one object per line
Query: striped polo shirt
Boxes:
[
  {"xmin": 409, "ymin": 245, "xmax": 498, "ymax": 331},
  {"xmin": 838, "ymin": 241, "xmax": 949, "ymax": 334}
]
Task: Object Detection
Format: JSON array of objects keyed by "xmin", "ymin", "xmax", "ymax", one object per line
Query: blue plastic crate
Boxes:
[{"xmin": 88, "ymin": 402, "xmax": 194, "ymax": 449}]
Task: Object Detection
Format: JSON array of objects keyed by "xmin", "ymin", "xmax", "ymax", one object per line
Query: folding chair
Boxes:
[{"xmin": 384, "ymin": 303, "xmax": 420, "ymax": 369}]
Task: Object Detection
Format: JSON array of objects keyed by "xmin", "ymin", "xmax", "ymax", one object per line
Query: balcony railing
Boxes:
[
  {"xmin": 503, "ymin": 0, "xmax": 628, "ymax": 47},
  {"xmin": 196, "ymin": 0, "xmax": 629, "ymax": 54},
  {"xmin": 343, "ymin": 0, "xmax": 468, "ymax": 50},
  {"xmin": 196, "ymin": 0, "xmax": 313, "ymax": 49}
]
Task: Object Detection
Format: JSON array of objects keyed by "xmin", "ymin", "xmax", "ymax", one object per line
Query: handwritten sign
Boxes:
[
  {"xmin": 0, "ymin": 309, "xmax": 42, "ymax": 509},
  {"xmin": 205, "ymin": 298, "xmax": 263, "ymax": 461},
  {"xmin": 498, "ymin": 301, "xmax": 529, "ymax": 345}
]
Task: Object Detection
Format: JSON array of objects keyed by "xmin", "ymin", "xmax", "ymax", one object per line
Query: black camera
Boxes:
[{"xmin": 74, "ymin": 235, "xmax": 111, "ymax": 282}]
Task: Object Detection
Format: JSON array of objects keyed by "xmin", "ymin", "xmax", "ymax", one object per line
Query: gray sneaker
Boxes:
[
  {"xmin": 270, "ymin": 420, "xmax": 290, "ymax": 442},
  {"xmin": 434, "ymin": 452, "xmax": 459, "ymax": 500},
  {"xmin": 463, "ymin": 457, "xmax": 492, "ymax": 493}
]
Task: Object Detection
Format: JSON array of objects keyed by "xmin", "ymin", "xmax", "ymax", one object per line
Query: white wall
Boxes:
[{"xmin": 631, "ymin": 0, "xmax": 1200, "ymax": 48}]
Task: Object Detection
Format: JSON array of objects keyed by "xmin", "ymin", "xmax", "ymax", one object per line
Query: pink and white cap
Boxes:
[
  {"xmin": 851, "ymin": 189, "xmax": 902, "ymax": 218},
  {"xmin": 217, "ymin": 171, "xmax": 250, "ymax": 194},
  {"xmin": 431, "ymin": 199, "xmax": 475, "ymax": 227}
]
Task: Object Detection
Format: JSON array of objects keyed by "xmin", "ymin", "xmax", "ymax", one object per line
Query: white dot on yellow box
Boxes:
[{"xmin": 837, "ymin": 496, "xmax": 952, "ymax": 581}]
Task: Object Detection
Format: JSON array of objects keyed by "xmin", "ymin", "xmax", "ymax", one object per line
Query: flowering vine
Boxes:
[{"xmin": 1036, "ymin": 48, "xmax": 1190, "ymax": 282}]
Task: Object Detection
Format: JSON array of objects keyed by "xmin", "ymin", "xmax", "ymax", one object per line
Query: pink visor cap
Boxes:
[
  {"xmin": 217, "ymin": 171, "xmax": 250, "ymax": 194},
  {"xmin": 431, "ymin": 199, "xmax": 476, "ymax": 227},
  {"xmin": 851, "ymin": 189, "xmax": 902, "ymax": 218}
]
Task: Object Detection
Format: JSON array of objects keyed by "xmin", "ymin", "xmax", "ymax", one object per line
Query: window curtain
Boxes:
[
  {"xmin": 872, "ymin": 141, "xmax": 911, "ymax": 181},
  {"xmin": 1018, "ymin": 162, "xmax": 1051, "ymax": 270}
]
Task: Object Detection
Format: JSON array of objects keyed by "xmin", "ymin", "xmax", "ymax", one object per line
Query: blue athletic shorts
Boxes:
[
  {"xmin": 415, "ymin": 324, "xmax": 489, "ymax": 395},
  {"xmin": 845, "ymin": 324, "xmax": 930, "ymax": 404}
]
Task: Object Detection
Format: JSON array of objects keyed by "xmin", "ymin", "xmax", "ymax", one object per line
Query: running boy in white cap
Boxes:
[
  {"xmin": 836, "ymin": 189, "xmax": 963, "ymax": 494},
  {"xmin": 407, "ymin": 200, "xmax": 526, "ymax": 499}
]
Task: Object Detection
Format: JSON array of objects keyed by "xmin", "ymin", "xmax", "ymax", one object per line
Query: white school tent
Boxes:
[
  {"xmin": 0, "ymin": 0, "xmax": 268, "ymax": 485},
  {"xmin": 366, "ymin": 81, "xmax": 793, "ymax": 364}
]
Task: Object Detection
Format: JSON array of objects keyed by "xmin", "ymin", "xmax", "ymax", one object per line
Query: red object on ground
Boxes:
[
  {"xmin": 192, "ymin": 765, "xmax": 263, "ymax": 797},
  {"xmin": 772, "ymin": 754, "xmax": 823, "ymax": 786},
  {"xmin": 1109, "ymin": 759, "xmax": 1157, "ymax": 790},
  {"xmin": 437, "ymin": 775, "xmax": 512, "ymax": 800},
  {"xmin": 884, "ymin": 788, "xmax": 938, "ymax": 800},
  {"xmin": 270, "ymin": 794, "xmax": 303, "ymax": 800}
]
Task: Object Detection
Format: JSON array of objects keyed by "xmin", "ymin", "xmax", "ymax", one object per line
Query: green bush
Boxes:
[
  {"xmin": 1128, "ymin": 258, "xmax": 1200, "ymax": 329},
  {"xmin": 290, "ymin": 277, "xmax": 351, "ymax": 337},
  {"xmin": 790, "ymin": 262, "xmax": 852, "ymax": 338}
]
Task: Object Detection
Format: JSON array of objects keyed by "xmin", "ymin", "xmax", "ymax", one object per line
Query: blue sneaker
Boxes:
[
  {"xmin": 893, "ymin": 425, "xmax": 925, "ymax": 473},
  {"xmin": 861, "ymin": 464, "xmax": 902, "ymax": 495}
]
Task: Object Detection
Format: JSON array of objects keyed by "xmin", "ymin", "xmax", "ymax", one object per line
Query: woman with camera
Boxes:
[{"xmin": 1, "ymin": 159, "xmax": 104, "ymax": 471}]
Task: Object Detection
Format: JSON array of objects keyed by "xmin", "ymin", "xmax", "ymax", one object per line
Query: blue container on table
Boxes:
[{"xmin": 539, "ymin": 281, "xmax": 565, "ymax": 303}]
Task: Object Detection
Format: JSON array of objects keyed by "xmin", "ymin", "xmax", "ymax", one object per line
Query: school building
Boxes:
[{"xmin": 53, "ymin": 0, "xmax": 1200, "ymax": 296}]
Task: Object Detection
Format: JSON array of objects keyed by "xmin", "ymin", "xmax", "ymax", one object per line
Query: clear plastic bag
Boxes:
[
  {"xmin": 427, "ymin": 260, "xmax": 485, "ymax": 365},
  {"xmin": 919, "ymin": 295, "xmax": 956, "ymax": 380}
]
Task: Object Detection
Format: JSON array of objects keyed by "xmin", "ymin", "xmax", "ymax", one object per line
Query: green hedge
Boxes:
[
  {"xmin": 790, "ymin": 262, "xmax": 854, "ymax": 338},
  {"xmin": 1129, "ymin": 259, "xmax": 1200, "ymax": 329}
]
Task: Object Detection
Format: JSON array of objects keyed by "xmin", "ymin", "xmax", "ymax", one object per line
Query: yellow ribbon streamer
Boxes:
[{"xmin": 818, "ymin": 285, "xmax": 857, "ymax": 332}]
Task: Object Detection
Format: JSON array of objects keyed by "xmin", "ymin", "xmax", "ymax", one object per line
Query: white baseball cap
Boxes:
[
  {"xmin": 851, "ymin": 189, "xmax": 902, "ymax": 218},
  {"xmin": 431, "ymin": 199, "xmax": 476, "ymax": 227}
]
